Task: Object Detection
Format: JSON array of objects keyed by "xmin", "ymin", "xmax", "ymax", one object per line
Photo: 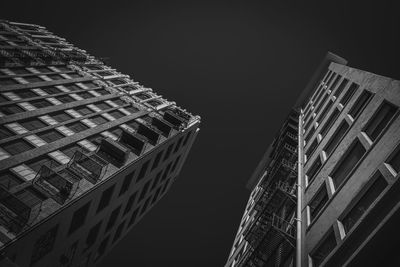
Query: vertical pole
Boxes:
[{"xmin": 296, "ymin": 113, "xmax": 304, "ymax": 267}]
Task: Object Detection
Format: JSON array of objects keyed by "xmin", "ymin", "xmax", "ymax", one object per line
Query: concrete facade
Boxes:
[{"xmin": 0, "ymin": 20, "xmax": 200, "ymax": 266}]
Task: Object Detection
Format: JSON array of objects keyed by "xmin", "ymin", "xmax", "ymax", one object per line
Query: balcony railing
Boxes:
[{"xmin": 68, "ymin": 150, "xmax": 109, "ymax": 184}]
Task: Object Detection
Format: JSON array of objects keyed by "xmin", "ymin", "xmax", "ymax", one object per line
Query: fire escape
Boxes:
[{"xmin": 238, "ymin": 112, "xmax": 298, "ymax": 267}]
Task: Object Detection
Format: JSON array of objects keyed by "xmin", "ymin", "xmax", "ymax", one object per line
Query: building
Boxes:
[
  {"xmin": 0, "ymin": 20, "xmax": 200, "ymax": 267},
  {"xmin": 225, "ymin": 52, "xmax": 400, "ymax": 267}
]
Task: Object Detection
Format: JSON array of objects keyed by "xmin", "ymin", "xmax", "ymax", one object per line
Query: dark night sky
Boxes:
[{"xmin": 1, "ymin": 1, "xmax": 399, "ymax": 266}]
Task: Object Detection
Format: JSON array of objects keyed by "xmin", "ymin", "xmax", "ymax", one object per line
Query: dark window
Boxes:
[
  {"xmin": 67, "ymin": 121, "xmax": 89, "ymax": 133},
  {"xmin": 389, "ymin": 146, "xmax": 400, "ymax": 174},
  {"xmin": 91, "ymin": 115, "xmax": 108, "ymax": 125},
  {"xmin": 334, "ymin": 78, "xmax": 349, "ymax": 98},
  {"xmin": 324, "ymin": 121, "xmax": 349, "ymax": 156},
  {"xmin": 24, "ymin": 76, "xmax": 44, "ymax": 83},
  {"xmin": 316, "ymin": 100, "xmax": 333, "ymax": 124},
  {"xmin": 306, "ymin": 157, "xmax": 322, "ymax": 185},
  {"xmin": 112, "ymin": 221, "xmax": 126, "ymax": 244},
  {"xmin": 37, "ymin": 130, "xmax": 64, "ymax": 143},
  {"xmin": 151, "ymin": 151, "xmax": 163, "ymax": 170},
  {"xmin": 113, "ymin": 99, "xmax": 125, "ymax": 106},
  {"xmin": 0, "ymin": 172, "xmax": 23, "ymax": 189},
  {"xmin": 173, "ymin": 137, "xmax": 184, "ymax": 153},
  {"xmin": 136, "ymin": 160, "xmax": 150, "ymax": 182},
  {"xmin": 314, "ymin": 94, "xmax": 329, "ymax": 115},
  {"xmin": 78, "ymin": 92, "xmax": 93, "ymax": 99},
  {"xmin": 0, "ymin": 104, "xmax": 24, "ymax": 115},
  {"xmin": 138, "ymin": 180, "xmax": 151, "ymax": 202},
  {"xmin": 151, "ymin": 187, "xmax": 162, "ymax": 205},
  {"xmin": 306, "ymin": 139, "xmax": 318, "ymax": 159},
  {"xmin": 311, "ymin": 229, "xmax": 337, "ymax": 267},
  {"xmin": 61, "ymin": 144, "xmax": 87, "ymax": 158},
  {"xmin": 65, "ymin": 84, "xmax": 81, "ymax": 91},
  {"xmin": 20, "ymin": 118, "xmax": 47, "ymax": 131},
  {"xmin": 0, "ymin": 126, "xmax": 13, "ymax": 139},
  {"xmin": 35, "ymin": 66, "xmax": 52, "ymax": 73},
  {"xmin": 69, "ymin": 202, "xmax": 91, "ymax": 235},
  {"xmin": 31, "ymin": 225, "xmax": 59, "ymax": 265},
  {"xmin": 161, "ymin": 162, "xmax": 172, "ymax": 182},
  {"xmin": 349, "ymin": 91, "xmax": 373, "ymax": 120},
  {"xmin": 83, "ymin": 82, "xmax": 98, "ymax": 89},
  {"xmin": 10, "ymin": 67, "xmax": 31, "ymax": 74},
  {"xmin": 56, "ymin": 94, "xmax": 74, "ymax": 103},
  {"xmin": 119, "ymin": 171, "xmax": 134, "ymax": 196},
  {"xmin": 0, "ymin": 78, "xmax": 18, "ymax": 86},
  {"xmin": 75, "ymin": 106, "xmax": 93, "ymax": 116},
  {"xmin": 2, "ymin": 139, "xmax": 34, "ymax": 155},
  {"xmin": 94, "ymin": 236, "xmax": 109, "ymax": 261},
  {"xmin": 151, "ymin": 171, "xmax": 162, "ymax": 191},
  {"xmin": 125, "ymin": 106, "xmax": 139, "ymax": 114},
  {"xmin": 305, "ymin": 125, "xmax": 316, "ymax": 144},
  {"xmin": 123, "ymin": 192, "xmax": 137, "ymax": 215},
  {"xmin": 171, "ymin": 155, "xmax": 181, "ymax": 173},
  {"xmin": 97, "ymin": 185, "xmax": 115, "ymax": 213},
  {"xmin": 52, "ymin": 112, "xmax": 73, "ymax": 122},
  {"xmin": 96, "ymin": 89, "xmax": 109, "ymax": 95},
  {"xmin": 364, "ymin": 101, "xmax": 397, "ymax": 142},
  {"xmin": 128, "ymin": 207, "xmax": 140, "ymax": 226},
  {"xmin": 31, "ymin": 99, "xmax": 52, "ymax": 108},
  {"xmin": 109, "ymin": 110, "xmax": 125, "ymax": 119},
  {"xmin": 163, "ymin": 144, "xmax": 174, "ymax": 162},
  {"xmin": 106, "ymin": 206, "xmax": 121, "ymax": 232},
  {"xmin": 329, "ymin": 74, "xmax": 341, "ymax": 91},
  {"xmin": 320, "ymin": 108, "xmax": 340, "ymax": 137},
  {"xmin": 309, "ymin": 185, "xmax": 328, "ymax": 222},
  {"xmin": 330, "ymin": 140, "xmax": 366, "ymax": 189},
  {"xmin": 27, "ymin": 156, "xmax": 59, "ymax": 173},
  {"xmin": 16, "ymin": 89, "xmax": 38, "ymax": 99},
  {"xmin": 15, "ymin": 186, "xmax": 46, "ymax": 207},
  {"xmin": 47, "ymin": 74, "xmax": 64, "ymax": 80},
  {"xmin": 342, "ymin": 173, "xmax": 387, "ymax": 233},
  {"xmin": 85, "ymin": 221, "xmax": 102, "ymax": 250},
  {"xmin": 96, "ymin": 102, "xmax": 112, "ymax": 110},
  {"xmin": 182, "ymin": 131, "xmax": 192, "ymax": 146},
  {"xmin": 42, "ymin": 86, "xmax": 61, "ymax": 94},
  {"xmin": 340, "ymin": 82, "xmax": 358, "ymax": 106},
  {"xmin": 140, "ymin": 197, "xmax": 152, "ymax": 216}
]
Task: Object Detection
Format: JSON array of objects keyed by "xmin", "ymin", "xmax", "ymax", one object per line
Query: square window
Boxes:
[
  {"xmin": 23, "ymin": 76, "xmax": 44, "ymax": 83},
  {"xmin": 78, "ymin": 92, "xmax": 93, "ymax": 99},
  {"xmin": 37, "ymin": 130, "xmax": 64, "ymax": 143},
  {"xmin": 138, "ymin": 180, "xmax": 151, "ymax": 202},
  {"xmin": 68, "ymin": 73, "xmax": 82, "ymax": 78},
  {"xmin": 97, "ymin": 89, "xmax": 109, "ymax": 95},
  {"xmin": 60, "ymin": 144, "xmax": 88, "ymax": 158},
  {"xmin": 109, "ymin": 110, "xmax": 125, "ymax": 119},
  {"xmin": 320, "ymin": 108, "xmax": 340, "ymax": 137},
  {"xmin": 364, "ymin": 101, "xmax": 397, "ymax": 142},
  {"xmin": 310, "ymin": 229, "xmax": 337, "ymax": 267},
  {"xmin": 52, "ymin": 112, "xmax": 73, "ymax": 122},
  {"xmin": 68, "ymin": 202, "xmax": 91, "ymax": 235},
  {"xmin": 97, "ymin": 185, "xmax": 115, "ymax": 213},
  {"xmin": 15, "ymin": 186, "xmax": 46, "ymax": 207},
  {"xmin": 309, "ymin": 185, "xmax": 328, "ymax": 222},
  {"xmin": 0, "ymin": 78, "xmax": 19, "ymax": 86},
  {"xmin": 42, "ymin": 86, "xmax": 62, "ymax": 94},
  {"xmin": 96, "ymin": 102, "xmax": 112, "ymax": 110},
  {"xmin": 67, "ymin": 121, "xmax": 89, "ymax": 133},
  {"xmin": 56, "ymin": 94, "xmax": 75, "ymax": 103},
  {"xmin": 330, "ymin": 139, "xmax": 366, "ymax": 189},
  {"xmin": 82, "ymin": 82, "xmax": 98, "ymax": 89},
  {"xmin": 0, "ymin": 104, "xmax": 24, "ymax": 115},
  {"xmin": 2, "ymin": 139, "xmax": 34, "ymax": 155},
  {"xmin": 16, "ymin": 89, "xmax": 38, "ymax": 99},
  {"xmin": 31, "ymin": 99, "xmax": 52, "ymax": 108},
  {"xmin": 91, "ymin": 115, "xmax": 108, "ymax": 125},
  {"xmin": 35, "ymin": 66, "xmax": 52, "ymax": 73},
  {"xmin": 75, "ymin": 106, "xmax": 93, "ymax": 116},
  {"xmin": 20, "ymin": 118, "xmax": 47, "ymax": 131}
]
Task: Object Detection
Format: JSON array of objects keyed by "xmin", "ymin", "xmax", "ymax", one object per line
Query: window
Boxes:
[
  {"xmin": 16, "ymin": 89, "xmax": 38, "ymax": 99},
  {"xmin": 0, "ymin": 94, "xmax": 8, "ymax": 103},
  {"xmin": 106, "ymin": 206, "xmax": 121, "ymax": 232},
  {"xmin": 161, "ymin": 162, "xmax": 172, "ymax": 182},
  {"xmin": 24, "ymin": 76, "xmax": 44, "ymax": 83},
  {"xmin": 61, "ymin": 144, "xmax": 87, "ymax": 158},
  {"xmin": 123, "ymin": 192, "xmax": 137, "ymax": 215},
  {"xmin": 128, "ymin": 207, "xmax": 140, "ymax": 226},
  {"xmin": 340, "ymin": 82, "xmax": 358, "ymax": 106},
  {"xmin": 112, "ymin": 221, "xmax": 126, "ymax": 244},
  {"xmin": 10, "ymin": 67, "xmax": 31, "ymax": 74},
  {"xmin": 150, "ymin": 171, "xmax": 162, "ymax": 191},
  {"xmin": 0, "ymin": 126, "xmax": 13, "ymax": 139},
  {"xmin": 97, "ymin": 89, "xmax": 109, "ymax": 95},
  {"xmin": 94, "ymin": 236, "xmax": 109, "ymax": 261},
  {"xmin": 37, "ymin": 130, "xmax": 64, "ymax": 143},
  {"xmin": 97, "ymin": 185, "xmax": 115, "ymax": 213},
  {"xmin": 0, "ymin": 172, "xmax": 24, "ymax": 189},
  {"xmin": 119, "ymin": 172, "xmax": 134, "ymax": 196},
  {"xmin": 110, "ymin": 127, "xmax": 123, "ymax": 137},
  {"xmin": 82, "ymin": 82, "xmax": 98, "ymax": 89},
  {"xmin": 151, "ymin": 151, "xmax": 163, "ymax": 170},
  {"xmin": 31, "ymin": 225, "xmax": 59, "ymax": 265},
  {"xmin": 47, "ymin": 74, "xmax": 64, "ymax": 80},
  {"xmin": 65, "ymin": 84, "xmax": 81, "ymax": 91},
  {"xmin": 35, "ymin": 66, "xmax": 52, "ymax": 73},
  {"xmin": 20, "ymin": 118, "xmax": 47, "ymax": 131},
  {"xmin": 125, "ymin": 106, "xmax": 139, "ymax": 114},
  {"xmin": 329, "ymin": 74, "xmax": 341, "ymax": 91},
  {"xmin": 330, "ymin": 140, "xmax": 366, "ymax": 189},
  {"xmin": 14, "ymin": 186, "xmax": 46, "ymax": 207},
  {"xmin": 113, "ymin": 99, "xmax": 125, "ymax": 106},
  {"xmin": 0, "ymin": 104, "xmax": 24, "ymax": 115},
  {"xmin": 137, "ymin": 160, "xmax": 150, "ymax": 182},
  {"xmin": 182, "ymin": 131, "xmax": 192, "ymax": 146},
  {"xmin": 2, "ymin": 139, "xmax": 34, "ymax": 155},
  {"xmin": 310, "ymin": 229, "xmax": 337, "ymax": 267},
  {"xmin": 309, "ymin": 185, "xmax": 328, "ymax": 222},
  {"xmin": 388, "ymin": 145, "xmax": 400, "ymax": 174},
  {"xmin": 173, "ymin": 137, "xmax": 184, "ymax": 153},
  {"xmin": 171, "ymin": 155, "xmax": 181, "ymax": 173},
  {"xmin": 75, "ymin": 106, "xmax": 93, "ymax": 116},
  {"xmin": 31, "ymin": 99, "xmax": 52, "ymax": 108},
  {"xmin": 109, "ymin": 110, "xmax": 125, "ymax": 119},
  {"xmin": 324, "ymin": 121, "xmax": 349, "ymax": 156},
  {"xmin": 140, "ymin": 197, "xmax": 152, "ymax": 216},
  {"xmin": 306, "ymin": 157, "xmax": 322, "ymax": 185},
  {"xmin": 56, "ymin": 94, "xmax": 75, "ymax": 103},
  {"xmin": 67, "ymin": 121, "xmax": 89, "ymax": 133},
  {"xmin": 69, "ymin": 202, "xmax": 91, "ymax": 235},
  {"xmin": 320, "ymin": 108, "xmax": 340, "ymax": 137},
  {"xmin": 333, "ymin": 78, "xmax": 349, "ymax": 98},
  {"xmin": 306, "ymin": 139, "xmax": 318, "ymax": 160},
  {"xmin": 349, "ymin": 91, "xmax": 373, "ymax": 120},
  {"xmin": 163, "ymin": 144, "xmax": 174, "ymax": 162},
  {"xmin": 364, "ymin": 101, "xmax": 397, "ymax": 142},
  {"xmin": 0, "ymin": 78, "xmax": 19, "ymax": 85},
  {"xmin": 305, "ymin": 125, "xmax": 316, "ymax": 144},
  {"xmin": 52, "ymin": 112, "xmax": 73, "ymax": 122},
  {"xmin": 78, "ymin": 92, "xmax": 93, "ymax": 99},
  {"xmin": 27, "ymin": 156, "xmax": 59, "ymax": 173},
  {"xmin": 151, "ymin": 187, "xmax": 162, "ymax": 204},
  {"xmin": 138, "ymin": 180, "xmax": 151, "ymax": 202},
  {"xmin": 85, "ymin": 221, "xmax": 102, "ymax": 250},
  {"xmin": 91, "ymin": 115, "xmax": 108, "ymax": 125},
  {"xmin": 96, "ymin": 102, "xmax": 112, "ymax": 110},
  {"xmin": 342, "ymin": 173, "xmax": 387, "ymax": 233},
  {"xmin": 42, "ymin": 86, "xmax": 61, "ymax": 95},
  {"xmin": 316, "ymin": 100, "xmax": 333, "ymax": 123}
]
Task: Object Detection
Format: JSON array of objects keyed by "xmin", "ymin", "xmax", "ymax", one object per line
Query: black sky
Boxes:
[{"xmin": 1, "ymin": 1, "xmax": 399, "ymax": 266}]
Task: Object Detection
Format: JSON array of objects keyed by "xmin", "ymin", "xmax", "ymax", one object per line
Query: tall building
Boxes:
[
  {"xmin": 0, "ymin": 20, "xmax": 200, "ymax": 267},
  {"xmin": 225, "ymin": 52, "xmax": 400, "ymax": 267}
]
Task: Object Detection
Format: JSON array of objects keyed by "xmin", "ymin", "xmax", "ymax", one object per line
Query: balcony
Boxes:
[
  {"xmin": 68, "ymin": 150, "xmax": 109, "ymax": 184},
  {"xmin": 151, "ymin": 117, "xmax": 173, "ymax": 137},
  {"xmin": 163, "ymin": 110, "xmax": 186, "ymax": 129},
  {"xmin": 96, "ymin": 138, "xmax": 130, "ymax": 167},
  {"xmin": 137, "ymin": 123, "xmax": 161, "ymax": 146},
  {"xmin": 119, "ymin": 130, "xmax": 146, "ymax": 156},
  {"xmin": 0, "ymin": 186, "xmax": 42, "ymax": 234}
]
